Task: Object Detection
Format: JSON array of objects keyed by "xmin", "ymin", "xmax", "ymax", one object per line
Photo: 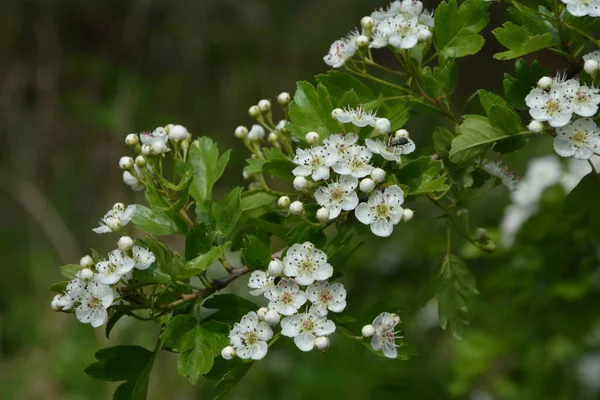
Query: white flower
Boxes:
[
  {"xmin": 268, "ymin": 279, "xmax": 308, "ymax": 316},
  {"xmin": 571, "ymin": 86, "xmax": 600, "ymax": 117},
  {"xmin": 314, "ymin": 175, "xmax": 359, "ymax": 219},
  {"xmin": 370, "ymin": 30, "xmax": 390, "ymax": 48},
  {"xmin": 51, "ymin": 293, "xmax": 74, "ymax": 310},
  {"xmin": 323, "ymin": 132, "xmax": 359, "ymax": 158},
  {"xmin": 500, "ymin": 204, "xmax": 535, "ymax": 248},
  {"xmin": 283, "ymin": 242, "xmax": 333, "ymax": 286},
  {"xmin": 332, "ymin": 145, "xmax": 374, "ymax": 178},
  {"xmin": 280, "ymin": 310, "xmax": 336, "ymax": 352},
  {"xmin": 554, "ymin": 118, "xmax": 600, "ymax": 159},
  {"xmin": 355, "ymin": 185, "xmax": 405, "ymax": 237},
  {"xmin": 132, "ymin": 246, "xmax": 155, "ymax": 270},
  {"xmin": 306, "ymin": 281, "xmax": 347, "ymax": 316},
  {"xmin": 400, "ymin": 0, "xmax": 424, "ymax": 15},
  {"xmin": 370, "ymin": 1, "xmax": 403, "ymax": 24},
  {"xmin": 482, "ymin": 160, "xmax": 519, "ymax": 191},
  {"xmin": 292, "ymin": 147, "xmax": 339, "ymax": 181},
  {"xmin": 95, "ymin": 250, "xmax": 135, "ymax": 285},
  {"xmin": 92, "ymin": 204, "xmax": 136, "ymax": 234},
  {"xmin": 140, "ymin": 127, "xmax": 169, "ymax": 154},
  {"xmin": 511, "ymin": 155, "xmax": 562, "ymax": 206},
  {"xmin": 333, "ymin": 105, "xmax": 377, "ymax": 127},
  {"xmin": 75, "ymin": 281, "xmax": 114, "ymax": 328},
  {"xmin": 323, "ymin": 39, "xmax": 357, "ymax": 68},
  {"xmin": 525, "ymin": 85, "xmax": 573, "ymax": 128},
  {"xmin": 365, "ymin": 137, "xmax": 415, "ymax": 163},
  {"xmin": 375, "ymin": 14, "xmax": 425, "ymax": 50},
  {"xmin": 561, "ymin": 0, "xmax": 600, "ymax": 16},
  {"xmin": 66, "ymin": 277, "xmax": 87, "ymax": 301},
  {"xmin": 229, "ymin": 312, "xmax": 273, "ymax": 360},
  {"xmin": 248, "ymin": 270, "xmax": 276, "ymax": 300},
  {"xmin": 371, "ymin": 312, "xmax": 403, "ymax": 359}
]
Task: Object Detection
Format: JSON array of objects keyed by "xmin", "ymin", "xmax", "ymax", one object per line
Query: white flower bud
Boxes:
[
  {"xmin": 361, "ymin": 16, "xmax": 374, "ymax": 30},
  {"xmin": 289, "ymin": 201, "xmax": 304, "ymax": 215},
  {"xmin": 235, "ymin": 126, "xmax": 248, "ymax": 139},
  {"xmin": 305, "ymin": 131, "xmax": 320, "ymax": 145},
  {"xmin": 293, "ymin": 176, "xmax": 308, "ymax": 191},
  {"xmin": 395, "ymin": 129, "xmax": 409, "ymax": 138},
  {"xmin": 585, "ymin": 59, "xmax": 599, "ymax": 75},
  {"xmin": 528, "ymin": 120, "xmax": 543, "ymax": 134},
  {"xmin": 135, "ymin": 155, "xmax": 147, "ymax": 167},
  {"xmin": 356, "ymin": 35, "xmax": 369, "ymax": 47},
  {"xmin": 362, "ymin": 324, "xmax": 375, "ymax": 337},
  {"xmin": 119, "ymin": 156, "xmax": 134, "ymax": 170},
  {"xmin": 118, "ymin": 236, "xmax": 134, "ymax": 251},
  {"xmin": 277, "ymin": 196, "xmax": 291, "ymax": 209},
  {"xmin": 257, "ymin": 307, "xmax": 268, "ymax": 320},
  {"xmin": 264, "ymin": 310, "xmax": 281, "ymax": 326},
  {"xmin": 314, "ymin": 336, "xmax": 330, "ymax": 351},
  {"xmin": 419, "ymin": 29, "xmax": 432, "ymax": 41},
  {"xmin": 80, "ymin": 255, "xmax": 94, "ymax": 268},
  {"xmin": 316, "ymin": 207, "xmax": 330, "ymax": 222},
  {"xmin": 221, "ymin": 346, "xmax": 236, "ymax": 360},
  {"xmin": 258, "ymin": 99, "xmax": 271, "ymax": 112},
  {"xmin": 123, "ymin": 171, "xmax": 139, "ymax": 186},
  {"xmin": 141, "ymin": 144, "xmax": 152, "ymax": 155},
  {"xmin": 169, "ymin": 124, "xmax": 188, "ymax": 141},
  {"xmin": 125, "ymin": 133, "xmax": 139, "ymax": 146},
  {"xmin": 374, "ymin": 118, "xmax": 391, "ymax": 134},
  {"xmin": 277, "ymin": 92, "xmax": 291, "ymax": 105},
  {"xmin": 360, "ymin": 178, "xmax": 376, "ymax": 193},
  {"xmin": 402, "ymin": 208, "xmax": 414, "ymax": 222},
  {"xmin": 113, "ymin": 202, "xmax": 126, "ymax": 212},
  {"xmin": 276, "ymin": 120, "xmax": 287, "ymax": 131},
  {"xmin": 242, "ymin": 170, "xmax": 250, "ymax": 180},
  {"xmin": 268, "ymin": 259, "xmax": 284, "ymax": 276},
  {"xmin": 371, "ymin": 168, "xmax": 386, "ymax": 183},
  {"xmin": 50, "ymin": 297, "xmax": 60, "ymax": 311},
  {"xmin": 79, "ymin": 268, "xmax": 94, "ymax": 280},
  {"xmin": 537, "ymin": 76, "xmax": 553, "ymax": 90},
  {"xmin": 331, "ymin": 108, "xmax": 343, "ymax": 118},
  {"xmin": 165, "ymin": 123, "xmax": 174, "ymax": 132},
  {"xmin": 248, "ymin": 124, "xmax": 265, "ymax": 141},
  {"xmin": 249, "ymin": 105, "xmax": 261, "ymax": 117},
  {"xmin": 152, "ymin": 141, "xmax": 168, "ymax": 154},
  {"xmin": 268, "ymin": 132, "xmax": 278, "ymax": 143}
]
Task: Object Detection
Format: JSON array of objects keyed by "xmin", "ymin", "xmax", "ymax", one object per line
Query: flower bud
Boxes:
[
  {"xmin": 356, "ymin": 35, "xmax": 369, "ymax": 47},
  {"xmin": 316, "ymin": 207, "xmax": 330, "ymax": 222},
  {"xmin": 537, "ymin": 76, "xmax": 553, "ymax": 90},
  {"xmin": 305, "ymin": 131, "xmax": 320, "ymax": 145},
  {"xmin": 264, "ymin": 310, "xmax": 281, "ymax": 326},
  {"xmin": 135, "ymin": 155, "xmax": 147, "ymax": 167},
  {"xmin": 268, "ymin": 132, "xmax": 278, "ymax": 144},
  {"xmin": 360, "ymin": 178, "xmax": 376, "ymax": 193},
  {"xmin": 119, "ymin": 156, "xmax": 134, "ymax": 170},
  {"xmin": 169, "ymin": 124, "xmax": 188, "ymax": 141},
  {"xmin": 527, "ymin": 120, "xmax": 543, "ymax": 134},
  {"xmin": 50, "ymin": 296, "xmax": 60, "ymax": 311},
  {"xmin": 249, "ymin": 105, "xmax": 261, "ymax": 117},
  {"xmin": 585, "ymin": 59, "xmax": 599, "ymax": 75},
  {"xmin": 361, "ymin": 16, "xmax": 374, "ymax": 30},
  {"xmin": 242, "ymin": 170, "xmax": 250, "ymax": 180},
  {"xmin": 258, "ymin": 99, "xmax": 271, "ymax": 112},
  {"xmin": 277, "ymin": 196, "xmax": 291, "ymax": 209},
  {"xmin": 118, "ymin": 236, "xmax": 134, "ymax": 251},
  {"xmin": 374, "ymin": 118, "xmax": 391, "ymax": 134},
  {"xmin": 482, "ymin": 241, "xmax": 497, "ymax": 253},
  {"xmin": 314, "ymin": 336, "xmax": 330, "ymax": 351},
  {"xmin": 402, "ymin": 208, "xmax": 414, "ymax": 222},
  {"xmin": 123, "ymin": 171, "xmax": 139, "ymax": 186},
  {"xmin": 125, "ymin": 133, "xmax": 139, "ymax": 146},
  {"xmin": 80, "ymin": 255, "xmax": 94, "ymax": 268},
  {"xmin": 391, "ymin": 313, "xmax": 401, "ymax": 324},
  {"xmin": 165, "ymin": 123, "xmax": 174, "ymax": 132},
  {"xmin": 331, "ymin": 108, "xmax": 343, "ymax": 118},
  {"xmin": 152, "ymin": 141, "xmax": 168, "ymax": 154},
  {"xmin": 395, "ymin": 129, "xmax": 409, "ymax": 138},
  {"xmin": 268, "ymin": 259, "xmax": 283, "ymax": 276},
  {"xmin": 475, "ymin": 228, "xmax": 489, "ymax": 242},
  {"xmin": 277, "ymin": 92, "xmax": 291, "ymax": 105},
  {"xmin": 371, "ymin": 168, "xmax": 386, "ymax": 183},
  {"xmin": 293, "ymin": 176, "xmax": 308, "ymax": 191},
  {"xmin": 248, "ymin": 124, "xmax": 265, "ymax": 141},
  {"xmin": 289, "ymin": 201, "xmax": 304, "ymax": 215},
  {"xmin": 257, "ymin": 307, "xmax": 268, "ymax": 320},
  {"xmin": 181, "ymin": 139, "xmax": 190, "ymax": 151},
  {"xmin": 419, "ymin": 29, "xmax": 432, "ymax": 41},
  {"xmin": 221, "ymin": 346, "xmax": 236, "ymax": 360},
  {"xmin": 234, "ymin": 126, "xmax": 248, "ymax": 139},
  {"xmin": 79, "ymin": 268, "xmax": 94, "ymax": 280},
  {"xmin": 141, "ymin": 144, "xmax": 152, "ymax": 156},
  {"xmin": 276, "ymin": 120, "xmax": 287, "ymax": 131}
]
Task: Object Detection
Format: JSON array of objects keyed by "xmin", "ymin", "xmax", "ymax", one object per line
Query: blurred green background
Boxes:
[{"xmin": 2, "ymin": 0, "xmax": 600, "ymax": 399}]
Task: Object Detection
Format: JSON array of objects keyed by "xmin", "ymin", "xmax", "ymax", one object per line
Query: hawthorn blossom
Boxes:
[
  {"xmin": 132, "ymin": 246, "xmax": 155, "ymax": 270},
  {"xmin": 571, "ymin": 86, "xmax": 600, "ymax": 117},
  {"xmin": 75, "ymin": 281, "xmax": 114, "ymax": 328},
  {"xmin": 306, "ymin": 281, "xmax": 347, "ymax": 316},
  {"xmin": 283, "ymin": 242, "xmax": 333, "ymax": 286},
  {"xmin": 374, "ymin": 14, "xmax": 425, "ymax": 50},
  {"xmin": 51, "ymin": 293, "xmax": 74, "ymax": 310},
  {"xmin": 92, "ymin": 203, "xmax": 136, "ymax": 234},
  {"xmin": 365, "ymin": 137, "xmax": 415, "ymax": 163},
  {"xmin": 268, "ymin": 279, "xmax": 308, "ymax": 316},
  {"xmin": 482, "ymin": 160, "xmax": 519, "ymax": 191},
  {"xmin": 370, "ymin": 1, "xmax": 403, "ymax": 23},
  {"xmin": 292, "ymin": 147, "xmax": 339, "ymax": 181},
  {"xmin": 370, "ymin": 312, "xmax": 403, "ymax": 359},
  {"xmin": 525, "ymin": 84, "xmax": 574, "ymax": 128},
  {"xmin": 229, "ymin": 312, "xmax": 273, "ymax": 360},
  {"xmin": 280, "ymin": 310, "xmax": 336, "ymax": 352},
  {"xmin": 140, "ymin": 127, "xmax": 169, "ymax": 154},
  {"xmin": 314, "ymin": 175, "xmax": 359, "ymax": 219},
  {"xmin": 355, "ymin": 185, "xmax": 405, "ymax": 237},
  {"xmin": 332, "ymin": 145, "xmax": 374, "ymax": 178},
  {"xmin": 584, "ymin": 50, "xmax": 600, "ymax": 64},
  {"xmin": 554, "ymin": 118, "xmax": 600, "ymax": 159},
  {"xmin": 323, "ymin": 132, "xmax": 359, "ymax": 158},
  {"xmin": 248, "ymin": 270, "xmax": 276, "ymax": 300},
  {"xmin": 333, "ymin": 105, "xmax": 377, "ymax": 127},
  {"xmin": 66, "ymin": 277, "xmax": 87, "ymax": 301},
  {"xmin": 95, "ymin": 250, "xmax": 135, "ymax": 285},
  {"xmin": 323, "ymin": 38, "xmax": 357, "ymax": 68},
  {"xmin": 561, "ymin": 0, "xmax": 600, "ymax": 17}
]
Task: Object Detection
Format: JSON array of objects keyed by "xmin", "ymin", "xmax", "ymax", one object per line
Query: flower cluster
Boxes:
[
  {"xmin": 222, "ymin": 242, "xmax": 345, "ymax": 360},
  {"xmin": 323, "ymin": 0, "xmax": 434, "ymax": 68},
  {"xmin": 526, "ymin": 75, "xmax": 600, "ymax": 160},
  {"xmin": 561, "ymin": 0, "xmax": 600, "ymax": 17},
  {"xmin": 50, "ymin": 203, "xmax": 156, "ymax": 327}
]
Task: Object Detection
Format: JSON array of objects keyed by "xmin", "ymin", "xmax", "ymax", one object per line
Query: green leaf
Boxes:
[
  {"xmin": 185, "ymin": 227, "xmax": 216, "ymax": 262},
  {"xmin": 434, "ymin": 255, "xmax": 479, "ymax": 339},
  {"xmin": 316, "ymin": 71, "xmax": 376, "ymax": 103},
  {"xmin": 132, "ymin": 205, "xmax": 184, "ymax": 235},
  {"xmin": 433, "ymin": 0, "xmax": 489, "ymax": 62},
  {"xmin": 383, "ymin": 100, "xmax": 412, "ymax": 131},
  {"xmin": 105, "ymin": 310, "xmax": 126, "ymax": 339},
  {"xmin": 213, "ymin": 187, "xmax": 242, "ymax": 237},
  {"xmin": 189, "ymin": 137, "xmax": 231, "ymax": 202},
  {"xmin": 241, "ymin": 234, "xmax": 271, "ymax": 271},
  {"xmin": 161, "ymin": 316, "xmax": 229, "ymax": 384},
  {"xmin": 59, "ymin": 264, "xmax": 82, "ymax": 279},
  {"xmin": 85, "ymin": 345, "xmax": 153, "ymax": 381},
  {"xmin": 492, "ymin": 22, "xmax": 554, "ymax": 60},
  {"xmin": 433, "ymin": 127, "xmax": 455, "ymax": 159},
  {"xmin": 565, "ymin": 173, "xmax": 600, "ymax": 240},
  {"xmin": 286, "ymin": 223, "xmax": 326, "ymax": 249},
  {"xmin": 213, "ymin": 362, "xmax": 253, "ymax": 399},
  {"xmin": 49, "ymin": 281, "xmax": 69, "ymax": 293},
  {"xmin": 110, "ymin": 342, "xmax": 161, "ymax": 400},
  {"xmin": 133, "ymin": 263, "xmax": 172, "ymax": 284},
  {"xmin": 240, "ymin": 191, "xmax": 276, "ymax": 212},
  {"xmin": 182, "ymin": 243, "xmax": 230, "ymax": 279},
  {"xmin": 420, "ymin": 61, "xmax": 459, "ymax": 98},
  {"xmin": 478, "ymin": 90, "xmax": 509, "ymax": 115},
  {"xmin": 395, "ymin": 157, "xmax": 449, "ymax": 196},
  {"xmin": 145, "ymin": 235, "xmax": 183, "ymax": 279},
  {"xmin": 503, "ymin": 59, "xmax": 547, "ymax": 110},
  {"xmin": 286, "ymin": 81, "xmax": 336, "ymax": 140},
  {"xmin": 203, "ymin": 294, "xmax": 259, "ymax": 325}
]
